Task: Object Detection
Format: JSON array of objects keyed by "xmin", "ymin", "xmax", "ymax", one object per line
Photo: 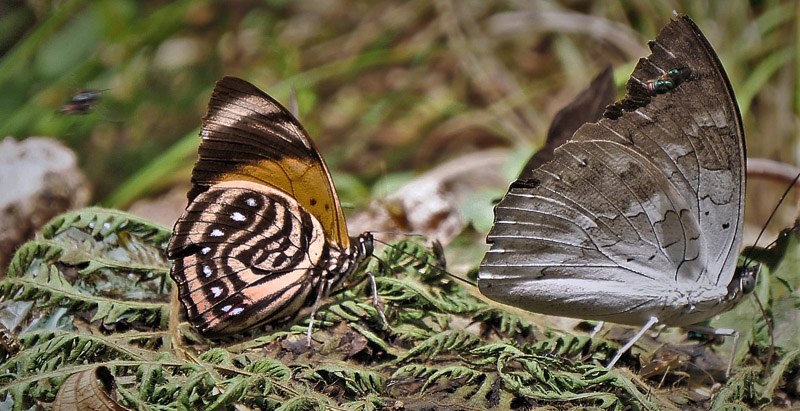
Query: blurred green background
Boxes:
[{"xmin": 1, "ymin": 0, "xmax": 798, "ymax": 239}]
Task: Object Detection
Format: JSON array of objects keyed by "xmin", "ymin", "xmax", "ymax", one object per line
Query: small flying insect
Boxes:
[{"xmin": 60, "ymin": 89, "xmax": 105, "ymax": 115}]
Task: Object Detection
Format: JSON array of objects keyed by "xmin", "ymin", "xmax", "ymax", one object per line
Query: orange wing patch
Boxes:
[{"xmin": 238, "ymin": 159, "xmax": 348, "ymax": 248}]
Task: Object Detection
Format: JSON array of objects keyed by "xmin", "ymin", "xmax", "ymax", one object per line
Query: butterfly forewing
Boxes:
[
  {"xmin": 519, "ymin": 66, "xmax": 616, "ymax": 176},
  {"xmin": 479, "ymin": 15, "xmax": 745, "ymax": 327},
  {"xmin": 190, "ymin": 77, "xmax": 350, "ymax": 247}
]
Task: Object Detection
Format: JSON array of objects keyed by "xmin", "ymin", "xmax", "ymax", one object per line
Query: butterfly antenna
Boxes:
[
  {"xmin": 373, "ymin": 237, "xmax": 477, "ymax": 288},
  {"xmin": 743, "ymin": 171, "xmax": 800, "ymax": 266},
  {"xmin": 368, "ymin": 230, "xmax": 426, "ymax": 237},
  {"xmin": 371, "ymin": 239, "xmax": 438, "ymax": 275},
  {"xmin": 738, "ymin": 171, "xmax": 800, "ymax": 375},
  {"xmin": 370, "ymin": 253, "xmax": 398, "ymax": 276},
  {"xmin": 751, "ymin": 286, "xmax": 775, "ymax": 373},
  {"xmin": 754, "ymin": 224, "xmax": 800, "ymax": 254}
]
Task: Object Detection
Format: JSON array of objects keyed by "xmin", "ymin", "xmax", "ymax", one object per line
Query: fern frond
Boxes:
[
  {"xmin": 389, "ymin": 363, "xmax": 437, "ymax": 380},
  {"xmin": 473, "ymin": 307, "xmax": 534, "ymax": 337},
  {"xmin": 385, "ymin": 322, "xmax": 435, "ymax": 340},
  {"xmin": 15, "ymin": 330, "xmax": 156, "ymax": 368},
  {"xmin": 2, "ymin": 207, "xmax": 173, "ymax": 333},
  {"xmin": 420, "ymin": 365, "xmax": 484, "ymax": 393},
  {"xmin": 376, "ymin": 276, "xmax": 481, "ymax": 314},
  {"xmin": 583, "ymin": 367, "xmax": 671, "ymax": 410},
  {"xmin": 198, "ymin": 347, "xmax": 233, "ymax": 366},
  {"xmin": 205, "ymin": 375, "xmax": 250, "ymax": 409},
  {"xmin": 342, "ymin": 395, "xmax": 384, "ymax": 411},
  {"xmin": 175, "ymin": 369, "xmax": 216, "ymax": 409},
  {"xmin": 0, "ymin": 205, "xmax": 783, "ymax": 409},
  {"xmin": 469, "ymin": 341, "xmax": 525, "ymax": 362},
  {"xmin": 134, "ymin": 360, "xmax": 168, "ymax": 404},
  {"xmin": 0, "ymin": 263, "xmax": 167, "ymax": 327},
  {"xmin": 41, "ymin": 207, "xmax": 171, "ymax": 246},
  {"xmin": 257, "ymin": 363, "xmax": 293, "ymax": 385},
  {"xmin": 531, "ymin": 335, "xmax": 613, "ymax": 361},
  {"xmin": 275, "ymin": 397, "xmax": 325, "ymax": 411},
  {"xmin": 374, "ymin": 240, "xmax": 448, "ymax": 283},
  {"xmin": 396, "ymin": 330, "xmax": 480, "ymax": 363},
  {"xmin": 710, "ymin": 367, "xmax": 758, "ymax": 409},
  {"xmin": 309, "ymin": 363, "xmax": 384, "ymax": 397},
  {"xmin": 322, "ymin": 300, "xmax": 379, "ymax": 323}
]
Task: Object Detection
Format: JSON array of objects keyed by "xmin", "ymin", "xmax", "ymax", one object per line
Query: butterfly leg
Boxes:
[
  {"xmin": 651, "ymin": 323, "xmax": 668, "ymax": 338},
  {"xmin": 684, "ymin": 325, "xmax": 739, "ymax": 378},
  {"xmin": 589, "ymin": 321, "xmax": 605, "ymax": 338},
  {"xmin": 306, "ymin": 278, "xmax": 330, "ymax": 346},
  {"xmin": 367, "ymin": 271, "xmax": 390, "ymax": 330},
  {"xmin": 606, "ymin": 316, "xmax": 659, "ymax": 369}
]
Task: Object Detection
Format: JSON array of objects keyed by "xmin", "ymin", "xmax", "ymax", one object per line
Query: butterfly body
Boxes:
[
  {"xmin": 168, "ymin": 77, "xmax": 371, "ymax": 336},
  {"xmin": 479, "ymin": 15, "xmax": 752, "ymax": 331}
]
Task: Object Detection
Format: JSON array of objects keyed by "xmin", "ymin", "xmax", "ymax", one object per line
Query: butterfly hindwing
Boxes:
[
  {"xmin": 170, "ymin": 181, "xmax": 334, "ymax": 335},
  {"xmin": 479, "ymin": 15, "xmax": 745, "ymax": 327}
]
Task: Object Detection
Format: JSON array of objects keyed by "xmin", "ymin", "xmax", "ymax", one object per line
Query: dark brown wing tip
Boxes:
[
  {"xmin": 216, "ymin": 76, "xmax": 263, "ymax": 94},
  {"xmin": 208, "ymin": 76, "xmax": 275, "ymax": 112},
  {"xmin": 207, "ymin": 76, "xmax": 304, "ymax": 131},
  {"xmin": 185, "ymin": 77, "xmax": 278, "ymax": 203},
  {"xmin": 603, "ymin": 14, "xmax": 699, "ymax": 120}
]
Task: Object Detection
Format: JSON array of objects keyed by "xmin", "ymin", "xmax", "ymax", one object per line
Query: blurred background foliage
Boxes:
[{"xmin": 0, "ymin": 0, "xmax": 798, "ymax": 244}]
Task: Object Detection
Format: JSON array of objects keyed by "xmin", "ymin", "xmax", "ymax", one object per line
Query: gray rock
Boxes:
[{"xmin": 0, "ymin": 137, "xmax": 91, "ymax": 274}]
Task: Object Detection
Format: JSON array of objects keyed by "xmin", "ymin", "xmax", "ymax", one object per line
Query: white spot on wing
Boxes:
[
  {"xmin": 231, "ymin": 307, "xmax": 244, "ymax": 315},
  {"xmin": 211, "ymin": 287, "xmax": 222, "ymax": 297},
  {"xmin": 231, "ymin": 211, "xmax": 246, "ymax": 221},
  {"xmin": 246, "ymin": 198, "xmax": 257, "ymax": 207},
  {"xmin": 203, "ymin": 266, "xmax": 212, "ymax": 277},
  {"xmin": 201, "ymin": 247, "xmax": 211, "ymax": 255},
  {"xmin": 221, "ymin": 305, "xmax": 232, "ymax": 312},
  {"xmin": 210, "ymin": 229, "xmax": 224, "ymax": 237}
]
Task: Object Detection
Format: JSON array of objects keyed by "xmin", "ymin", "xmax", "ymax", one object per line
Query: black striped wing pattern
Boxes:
[
  {"xmin": 479, "ymin": 15, "xmax": 748, "ymax": 328},
  {"xmin": 168, "ymin": 77, "xmax": 370, "ymax": 336}
]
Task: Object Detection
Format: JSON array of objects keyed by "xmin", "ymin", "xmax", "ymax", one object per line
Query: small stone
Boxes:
[{"xmin": 0, "ymin": 137, "xmax": 91, "ymax": 275}]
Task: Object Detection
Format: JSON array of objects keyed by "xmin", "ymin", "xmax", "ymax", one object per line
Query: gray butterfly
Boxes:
[{"xmin": 478, "ymin": 14, "xmax": 757, "ymax": 376}]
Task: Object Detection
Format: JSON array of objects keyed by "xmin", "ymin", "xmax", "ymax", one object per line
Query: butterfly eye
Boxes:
[
  {"xmin": 361, "ymin": 232, "xmax": 374, "ymax": 255},
  {"xmin": 740, "ymin": 276, "xmax": 755, "ymax": 294},
  {"xmin": 739, "ymin": 266, "xmax": 758, "ymax": 294}
]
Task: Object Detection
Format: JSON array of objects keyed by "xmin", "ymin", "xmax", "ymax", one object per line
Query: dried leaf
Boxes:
[{"xmin": 53, "ymin": 366, "xmax": 131, "ymax": 411}]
